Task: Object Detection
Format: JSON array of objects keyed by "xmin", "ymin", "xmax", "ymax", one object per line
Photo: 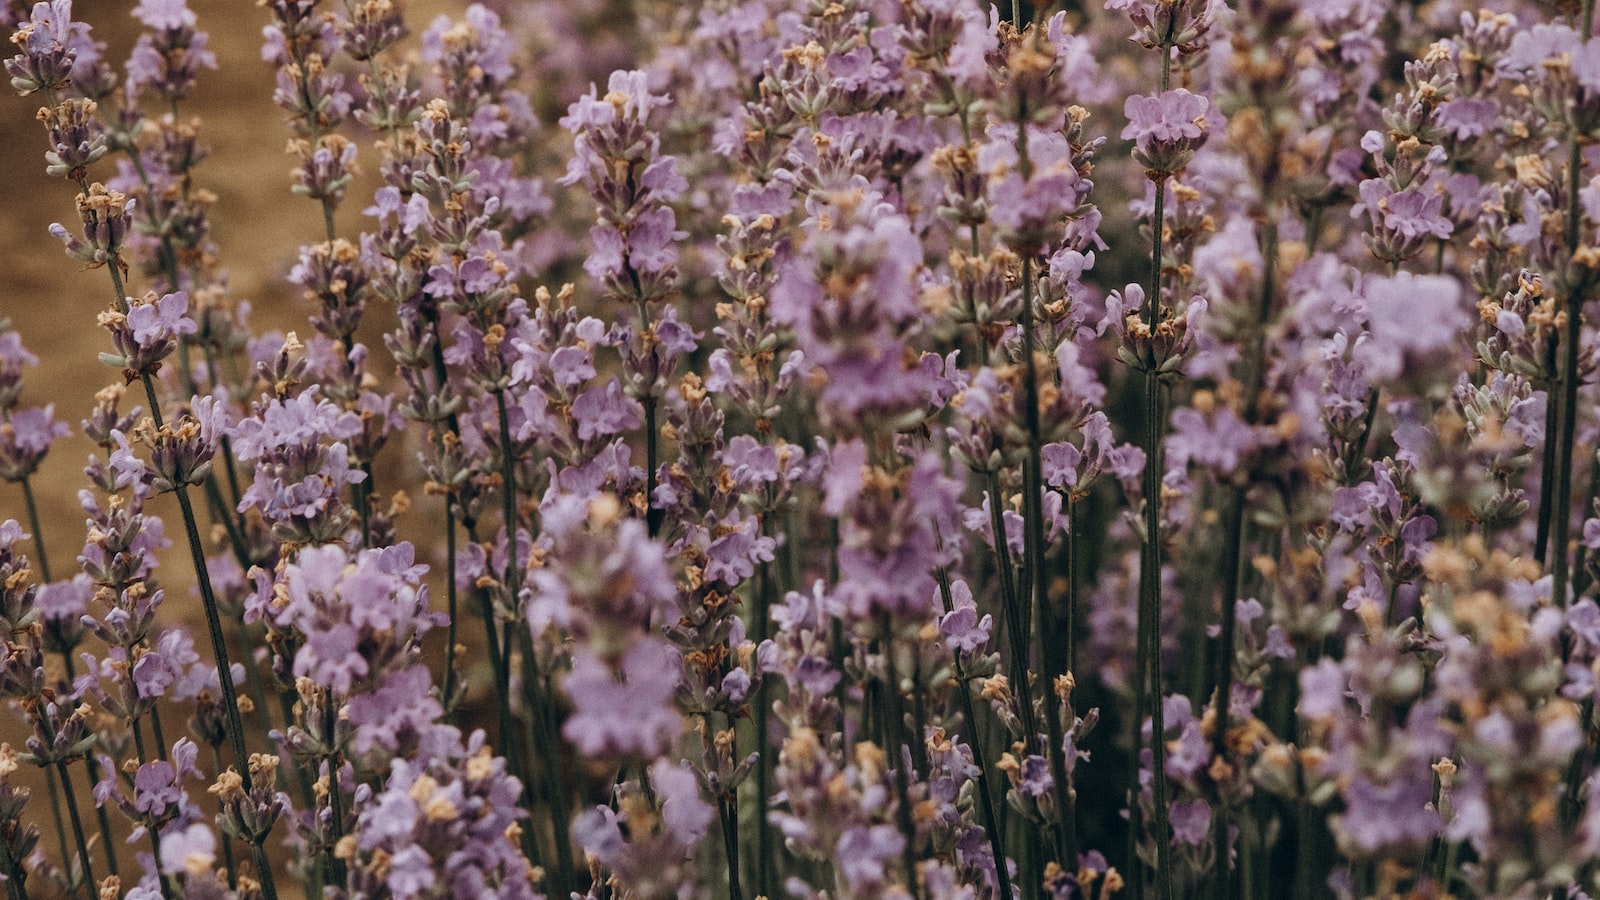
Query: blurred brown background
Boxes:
[
  {"xmin": 0, "ymin": 0, "xmax": 368, "ymax": 566},
  {"xmin": 0, "ymin": 2, "xmax": 462, "ymax": 887}
]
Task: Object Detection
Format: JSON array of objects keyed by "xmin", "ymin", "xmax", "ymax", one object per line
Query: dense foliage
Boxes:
[{"xmin": 5, "ymin": 0, "xmax": 1600, "ymax": 898}]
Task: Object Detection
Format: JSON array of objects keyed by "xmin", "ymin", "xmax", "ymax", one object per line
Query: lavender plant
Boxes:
[{"xmin": 12, "ymin": 0, "xmax": 1600, "ymax": 898}]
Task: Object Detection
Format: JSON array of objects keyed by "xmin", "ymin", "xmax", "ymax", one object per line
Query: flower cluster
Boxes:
[{"xmin": 13, "ymin": 1, "xmax": 1600, "ymax": 899}]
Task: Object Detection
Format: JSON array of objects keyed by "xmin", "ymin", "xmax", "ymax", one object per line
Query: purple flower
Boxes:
[
  {"xmin": 705, "ymin": 517, "xmax": 776, "ymax": 586},
  {"xmin": 0, "ymin": 404, "xmax": 67, "ymax": 481},
  {"xmin": 421, "ymin": 5, "xmax": 515, "ymax": 86},
  {"xmin": 1122, "ymin": 89, "xmax": 1216, "ymax": 177},
  {"xmin": 5, "ymin": 0, "xmax": 85, "ymax": 95},
  {"xmin": 1355, "ymin": 271, "xmax": 1467, "ymax": 383},
  {"xmin": 836, "ymin": 824, "xmax": 906, "ymax": 892},
  {"xmin": 131, "ymin": 0, "xmax": 196, "ymax": 29},
  {"xmin": 100, "ymin": 290, "xmax": 197, "ymax": 375},
  {"xmin": 1299, "ymin": 658, "xmax": 1346, "ymax": 719},
  {"xmin": 1336, "ymin": 773, "xmax": 1442, "ymax": 856},
  {"xmin": 349, "ymin": 729, "xmax": 537, "ymax": 899},
  {"xmin": 652, "ymin": 758, "xmax": 713, "ymax": 845},
  {"xmin": 158, "ymin": 822, "xmax": 215, "ymax": 876},
  {"xmin": 939, "ymin": 579, "xmax": 992, "ymax": 654},
  {"xmin": 1169, "ymin": 798, "xmax": 1211, "ymax": 846},
  {"xmin": 571, "ymin": 380, "xmax": 644, "ymax": 442},
  {"xmin": 294, "ymin": 623, "xmax": 368, "ymax": 694},
  {"xmin": 347, "ymin": 666, "xmax": 445, "ymax": 756},
  {"xmin": 1501, "ymin": 24, "xmax": 1582, "ymax": 78},
  {"xmin": 1436, "ymin": 98, "xmax": 1500, "ymax": 140},
  {"xmin": 1018, "ymin": 755, "xmax": 1053, "ymax": 798},
  {"xmin": 1356, "ymin": 180, "xmax": 1453, "ymax": 241},
  {"xmin": 562, "ymin": 640, "xmax": 681, "ymax": 758}
]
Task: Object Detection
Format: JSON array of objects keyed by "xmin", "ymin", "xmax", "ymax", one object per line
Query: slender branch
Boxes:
[
  {"xmin": 934, "ymin": 561, "xmax": 1014, "ymax": 900},
  {"xmin": 444, "ymin": 499, "xmax": 459, "ymax": 716},
  {"xmin": 43, "ymin": 764, "xmax": 77, "ymax": 898},
  {"xmin": 61, "ymin": 655, "xmax": 119, "ymax": 878},
  {"xmin": 54, "ymin": 761, "xmax": 94, "ymax": 898},
  {"xmin": 1138, "ymin": 89, "xmax": 1174, "ymax": 898},
  {"xmin": 19, "ymin": 476, "xmax": 51, "ymax": 584}
]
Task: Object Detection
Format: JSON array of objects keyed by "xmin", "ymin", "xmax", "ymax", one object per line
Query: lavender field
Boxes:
[{"xmin": 1, "ymin": 0, "xmax": 1595, "ymax": 897}]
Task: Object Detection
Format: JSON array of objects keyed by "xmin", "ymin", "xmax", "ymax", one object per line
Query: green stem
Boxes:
[
  {"xmin": 1141, "ymin": 165, "xmax": 1174, "ymax": 900},
  {"xmin": 323, "ymin": 693, "xmax": 348, "ymax": 886},
  {"xmin": 528, "ymin": 667, "xmax": 576, "ymax": 898},
  {"xmin": 150, "ymin": 705, "xmax": 168, "ymax": 761},
  {"xmin": 0, "ymin": 843, "xmax": 22, "ymax": 900},
  {"xmin": 1552, "ymin": 0, "xmax": 1597, "ymax": 597},
  {"xmin": 881, "ymin": 619, "xmax": 924, "ymax": 900},
  {"xmin": 1554, "ymin": 159, "xmax": 1591, "ymax": 609},
  {"xmin": 54, "ymin": 761, "xmax": 93, "ymax": 898},
  {"xmin": 43, "ymin": 764, "xmax": 77, "ymax": 897},
  {"xmin": 753, "ymin": 521, "xmax": 777, "ymax": 898},
  {"xmin": 444, "ymin": 500, "xmax": 459, "ymax": 716},
  {"xmin": 172, "ymin": 486, "xmax": 251, "ymax": 779},
  {"xmin": 1211, "ymin": 221, "xmax": 1278, "ymax": 900},
  {"xmin": 249, "ymin": 838, "xmax": 279, "ymax": 900},
  {"xmin": 63, "ymin": 655, "xmax": 119, "ymax": 878},
  {"xmin": 935, "ymin": 563, "xmax": 1014, "ymax": 900},
  {"xmin": 1570, "ymin": 458, "xmax": 1600, "ymax": 600},
  {"xmin": 146, "ymin": 812, "xmax": 176, "ymax": 900},
  {"xmin": 212, "ymin": 746, "xmax": 238, "ymax": 891},
  {"xmin": 718, "ymin": 793, "xmax": 745, "ymax": 900},
  {"xmin": 984, "ymin": 470, "xmax": 1040, "ymax": 750},
  {"xmin": 19, "ymin": 476, "xmax": 51, "ymax": 584},
  {"xmin": 1018, "ymin": 253, "xmax": 1074, "ymax": 868},
  {"xmin": 110, "ymin": 248, "xmax": 272, "ymax": 896},
  {"xmin": 492, "ymin": 390, "xmax": 547, "ymax": 872}
]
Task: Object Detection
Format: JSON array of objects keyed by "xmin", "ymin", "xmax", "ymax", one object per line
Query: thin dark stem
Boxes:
[
  {"xmin": 1211, "ymin": 220, "xmax": 1278, "ymax": 900},
  {"xmin": 1294, "ymin": 762, "xmax": 1317, "ymax": 900},
  {"xmin": 0, "ymin": 844, "xmax": 22, "ymax": 900},
  {"xmin": 150, "ymin": 706, "xmax": 169, "ymax": 761},
  {"xmin": 493, "ymin": 389, "xmax": 521, "ymax": 677},
  {"xmin": 147, "ymin": 817, "xmax": 176, "ymax": 900},
  {"xmin": 631, "ymin": 292, "xmax": 663, "ymax": 542},
  {"xmin": 444, "ymin": 500, "xmax": 459, "ymax": 716},
  {"xmin": 177, "ymin": 482, "xmax": 281, "ymax": 900},
  {"xmin": 43, "ymin": 764, "xmax": 76, "ymax": 897},
  {"xmin": 103, "ymin": 254, "xmax": 265, "ymax": 896},
  {"xmin": 62, "ymin": 655, "xmax": 118, "ymax": 878},
  {"xmin": 934, "ymin": 562, "xmax": 1014, "ymax": 900},
  {"xmin": 718, "ymin": 794, "xmax": 744, "ymax": 900},
  {"xmin": 984, "ymin": 470, "xmax": 1040, "ymax": 750},
  {"xmin": 528, "ymin": 668, "xmax": 576, "ymax": 898},
  {"xmin": 249, "ymin": 839, "xmax": 279, "ymax": 900},
  {"xmin": 172, "ymin": 487, "xmax": 253, "ymax": 786},
  {"xmin": 881, "ymin": 619, "xmax": 924, "ymax": 900},
  {"xmin": 1018, "ymin": 253, "xmax": 1074, "ymax": 868},
  {"xmin": 1140, "ymin": 163, "xmax": 1174, "ymax": 900},
  {"xmin": 54, "ymin": 761, "xmax": 94, "ymax": 897},
  {"xmin": 1571, "ymin": 458, "xmax": 1600, "ymax": 600},
  {"xmin": 1537, "ymin": 351, "xmax": 1559, "ymax": 564},
  {"xmin": 1554, "ymin": 170, "xmax": 1590, "ymax": 607},
  {"xmin": 1552, "ymin": 0, "xmax": 1597, "ymax": 600},
  {"xmin": 202, "ymin": 474, "xmax": 253, "ymax": 575},
  {"xmin": 323, "ymin": 694, "xmax": 348, "ymax": 886},
  {"xmin": 132, "ymin": 714, "xmax": 148, "ymax": 765},
  {"xmin": 752, "ymin": 520, "xmax": 777, "ymax": 898},
  {"xmin": 492, "ymin": 391, "xmax": 548, "ymax": 872},
  {"xmin": 212, "ymin": 746, "xmax": 238, "ymax": 890},
  {"xmin": 644, "ymin": 394, "xmax": 661, "ymax": 538},
  {"xmin": 19, "ymin": 476, "xmax": 51, "ymax": 584}
]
